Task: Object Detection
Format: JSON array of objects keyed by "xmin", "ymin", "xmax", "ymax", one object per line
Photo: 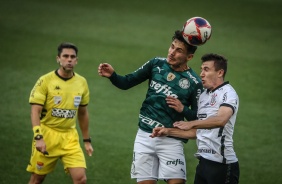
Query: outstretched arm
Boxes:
[
  {"xmin": 174, "ymin": 106, "xmax": 233, "ymax": 130},
  {"xmin": 98, "ymin": 61, "xmax": 151, "ymax": 90},
  {"xmin": 150, "ymin": 127, "xmax": 197, "ymax": 139}
]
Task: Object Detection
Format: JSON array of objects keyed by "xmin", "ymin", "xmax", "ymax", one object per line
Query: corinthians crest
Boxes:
[
  {"xmin": 167, "ymin": 72, "xmax": 176, "ymax": 81},
  {"xmin": 210, "ymin": 93, "xmax": 217, "ymax": 106},
  {"xmin": 179, "ymin": 78, "xmax": 190, "ymax": 89}
]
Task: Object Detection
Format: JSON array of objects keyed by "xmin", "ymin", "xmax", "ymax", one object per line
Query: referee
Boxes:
[{"xmin": 26, "ymin": 42, "xmax": 93, "ymax": 184}]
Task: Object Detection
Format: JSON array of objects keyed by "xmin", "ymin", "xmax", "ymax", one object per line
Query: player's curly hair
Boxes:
[{"xmin": 172, "ymin": 30, "xmax": 197, "ymax": 54}]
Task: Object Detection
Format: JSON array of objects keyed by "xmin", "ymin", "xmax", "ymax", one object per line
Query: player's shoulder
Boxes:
[
  {"xmin": 139, "ymin": 57, "xmax": 167, "ymax": 70},
  {"xmin": 38, "ymin": 70, "xmax": 56, "ymax": 80},
  {"xmin": 187, "ymin": 67, "xmax": 200, "ymax": 77},
  {"xmin": 216, "ymin": 82, "xmax": 238, "ymax": 99},
  {"xmin": 153, "ymin": 57, "xmax": 166, "ymax": 61},
  {"xmin": 222, "ymin": 82, "xmax": 237, "ymax": 93},
  {"xmin": 73, "ymin": 72, "xmax": 87, "ymax": 82},
  {"xmin": 185, "ymin": 68, "xmax": 202, "ymax": 85},
  {"xmin": 150, "ymin": 57, "xmax": 167, "ymax": 65}
]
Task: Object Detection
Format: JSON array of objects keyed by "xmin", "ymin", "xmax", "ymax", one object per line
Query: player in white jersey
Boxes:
[{"xmin": 151, "ymin": 53, "xmax": 240, "ymax": 184}]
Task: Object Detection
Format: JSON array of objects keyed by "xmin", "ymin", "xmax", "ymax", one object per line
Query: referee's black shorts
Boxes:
[{"xmin": 194, "ymin": 157, "xmax": 240, "ymax": 184}]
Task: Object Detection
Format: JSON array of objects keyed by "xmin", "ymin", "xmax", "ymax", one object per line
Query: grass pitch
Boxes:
[{"xmin": 0, "ymin": 0, "xmax": 281, "ymax": 183}]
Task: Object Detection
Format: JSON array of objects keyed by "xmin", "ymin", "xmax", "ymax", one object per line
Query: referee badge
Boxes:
[
  {"xmin": 167, "ymin": 72, "xmax": 176, "ymax": 81},
  {"xmin": 74, "ymin": 96, "xmax": 81, "ymax": 107},
  {"xmin": 179, "ymin": 78, "xmax": 190, "ymax": 89},
  {"xmin": 54, "ymin": 96, "xmax": 62, "ymax": 105}
]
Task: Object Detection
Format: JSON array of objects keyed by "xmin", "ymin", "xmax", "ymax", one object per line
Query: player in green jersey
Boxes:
[
  {"xmin": 27, "ymin": 42, "xmax": 93, "ymax": 184},
  {"xmin": 98, "ymin": 30, "xmax": 203, "ymax": 184}
]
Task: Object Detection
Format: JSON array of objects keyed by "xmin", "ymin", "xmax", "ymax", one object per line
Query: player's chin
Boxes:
[
  {"xmin": 65, "ymin": 66, "xmax": 74, "ymax": 70},
  {"xmin": 167, "ymin": 58, "xmax": 176, "ymax": 65},
  {"xmin": 202, "ymin": 81, "xmax": 206, "ymax": 87},
  {"xmin": 202, "ymin": 83, "xmax": 210, "ymax": 89}
]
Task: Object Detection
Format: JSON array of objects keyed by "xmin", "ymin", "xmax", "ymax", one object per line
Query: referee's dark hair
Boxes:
[
  {"xmin": 201, "ymin": 53, "xmax": 228, "ymax": 78},
  {"xmin": 172, "ymin": 30, "xmax": 197, "ymax": 54},
  {"xmin": 57, "ymin": 42, "xmax": 78, "ymax": 56}
]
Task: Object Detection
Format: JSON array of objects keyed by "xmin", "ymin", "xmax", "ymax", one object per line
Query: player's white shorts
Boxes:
[{"xmin": 131, "ymin": 129, "xmax": 186, "ymax": 181}]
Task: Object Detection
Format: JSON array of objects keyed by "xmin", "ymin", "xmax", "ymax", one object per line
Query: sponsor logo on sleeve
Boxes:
[{"xmin": 186, "ymin": 71, "xmax": 199, "ymax": 84}]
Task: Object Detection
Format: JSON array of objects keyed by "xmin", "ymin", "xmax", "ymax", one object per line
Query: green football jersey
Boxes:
[{"xmin": 110, "ymin": 57, "xmax": 203, "ymax": 142}]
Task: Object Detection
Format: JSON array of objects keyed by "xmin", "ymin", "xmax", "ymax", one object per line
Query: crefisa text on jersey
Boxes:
[{"xmin": 150, "ymin": 80, "xmax": 178, "ymax": 98}]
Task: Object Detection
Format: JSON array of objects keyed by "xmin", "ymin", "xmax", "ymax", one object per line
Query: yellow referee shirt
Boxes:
[{"xmin": 29, "ymin": 70, "xmax": 90, "ymax": 131}]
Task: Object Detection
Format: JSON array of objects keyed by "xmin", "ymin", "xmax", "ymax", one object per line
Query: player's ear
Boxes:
[
  {"xmin": 56, "ymin": 56, "xmax": 60, "ymax": 63},
  {"xmin": 187, "ymin": 54, "xmax": 194, "ymax": 61},
  {"xmin": 218, "ymin": 69, "xmax": 224, "ymax": 78}
]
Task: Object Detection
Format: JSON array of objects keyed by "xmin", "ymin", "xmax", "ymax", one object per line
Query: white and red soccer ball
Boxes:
[{"xmin": 182, "ymin": 17, "xmax": 212, "ymax": 46}]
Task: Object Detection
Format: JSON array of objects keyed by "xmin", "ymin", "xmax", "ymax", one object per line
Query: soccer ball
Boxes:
[{"xmin": 182, "ymin": 17, "xmax": 212, "ymax": 46}]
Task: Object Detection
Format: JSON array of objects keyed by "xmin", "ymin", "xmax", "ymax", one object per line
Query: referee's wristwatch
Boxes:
[
  {"xmin": 34, "ymin": 134, "xmax": 43, "ymax": 140},
  {"xmin": 83, "ymin": 137, "xmax": 91, "ymax": 143}
]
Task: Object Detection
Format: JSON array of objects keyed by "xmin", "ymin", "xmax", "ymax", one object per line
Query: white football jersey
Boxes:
[{"xmin": 194, "ymin": 82, "xmax": 239, "ymax": 164}]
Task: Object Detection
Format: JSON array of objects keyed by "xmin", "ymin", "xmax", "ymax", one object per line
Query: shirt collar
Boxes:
[{"xmin": 206, "ymin": 81, "xmax": 229, "ymax": 93}]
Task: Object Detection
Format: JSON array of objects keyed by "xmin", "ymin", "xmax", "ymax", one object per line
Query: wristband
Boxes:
[
  {"xmin": 33, "ymin": 125, "xmax": 42, "ymax": 136},
  {"xmin": 34, "ymin": 134, "xmax": 43, "ymax": 140},
  {"xmin": 83, "ymin": 137, "xmax": 91, "ymax": 143}
]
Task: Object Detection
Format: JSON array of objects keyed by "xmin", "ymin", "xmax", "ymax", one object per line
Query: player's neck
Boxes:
[
  {"xmin": 209, "ymin": 80, "xmax": 225, "ymax": 91},
  {"xmin": 171, "ymin": 64, "xmax": 190, "ymax": 72},
  {"xmin": 57, "ymin": 68, "xmax": 74, "ymax": 78}
]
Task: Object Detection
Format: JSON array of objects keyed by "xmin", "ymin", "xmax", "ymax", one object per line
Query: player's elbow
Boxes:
[{"xmin": 217, "ymin": 118, "xmax": 229, "ymax": 127}]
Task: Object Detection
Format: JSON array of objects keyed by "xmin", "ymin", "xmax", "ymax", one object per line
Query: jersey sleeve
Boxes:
[
  {"xmin": 109, "ymin": 59, "xmax": 153, "ymax": 90},
  {"xmin": 220, "ymin": 89, "xmax": 239, "ymax": 114},
  {"xmin": 29, "ymin": 76, "xmax": 48, "ymax": 105},
  {"xmin": 183, "ymin": 82, "xmax": 203, "ymax": 121},
  {"xmin": 80, "ymin": 79, "xmax": 90, "ymax": 106}
]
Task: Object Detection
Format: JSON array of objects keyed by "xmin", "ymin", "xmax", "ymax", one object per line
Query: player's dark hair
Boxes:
[
  {"xmin": 57, "ymin": 42, "xmax": 78, "ymax": 56},
  {"xmin": 172, "ymin": 30, "xmax": 197, "ymax": 54},
  {"xmin": 201, "ymin": 53, "xmax": 228, "ymax": 78}
]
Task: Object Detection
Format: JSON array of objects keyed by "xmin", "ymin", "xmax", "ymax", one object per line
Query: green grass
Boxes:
[{"xmin": 0, "ymin": 0, "xmax": 281, "ymax": 183}]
